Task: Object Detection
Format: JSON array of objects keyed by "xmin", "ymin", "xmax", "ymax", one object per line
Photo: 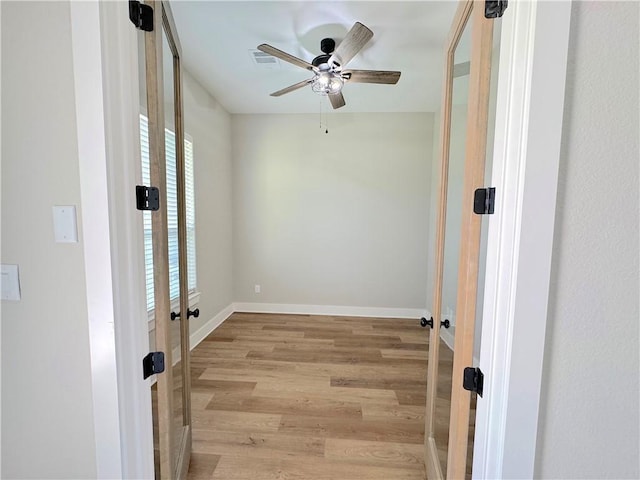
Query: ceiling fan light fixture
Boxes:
[
  {"xmin": 311, "ymin": 71, "xmax": 343, "ymax": 95},
  {"xmin": 259, "ymin": 22, "xmax": 398, "ymax": 109}
]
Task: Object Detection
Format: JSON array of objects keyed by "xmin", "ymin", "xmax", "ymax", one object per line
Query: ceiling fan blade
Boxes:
[
  {"xmin": 257, "ymin": 44, "xmax": 315, "ymax": 71},
  {"xmin": 343, "ymin": 69, "xmax": 401, "ymax": 85},
  {"xmin": 270, "ymin": 78, "xmax": 314, "ymax": 97},
  {"xmin": 328, "ymin": 92, "xmax": 346, "ymax": 109},
  {"xmin": 329, "ymin": 22, "xmax": 373, "ymax": 67}
]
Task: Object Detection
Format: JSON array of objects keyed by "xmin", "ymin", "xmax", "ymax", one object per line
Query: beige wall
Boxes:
[
  {"xmin": 1, "ymin": 2, "xmax": 97, "ymax": 477},
  {"xmin": 183, "ymin": 70, "xmax": 234, "ymax": 327},
  {"xmin": 232, "ymin": 113, "xmax": 433, "ymax": 309},
  {"xmin": 148, "ymin": 71, "xmax": 234, "ymax": 350},
  {"xmin": 425, "ymin": 110, "xmax": 441, "ymax": 318},
  {"xmin": 425, "ymin": 104, "xmax": 467, "ymax": 348},
  {"xmin": 440, "ymin": 103, "xmax": 467, "ymax": 326},
  {"xmin": 535, "ymin": 2, "xmax": 639, "ymax": 478}
]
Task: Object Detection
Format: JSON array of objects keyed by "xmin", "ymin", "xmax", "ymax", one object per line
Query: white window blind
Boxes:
[{"xmin": 140, "ymin": 114, "xmax": 197, "ymax": 312}]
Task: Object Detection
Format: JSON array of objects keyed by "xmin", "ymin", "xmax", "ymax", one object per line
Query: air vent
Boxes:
[{"xmin": 249, "ymin": 49, "xmax": 279, "ymax": 69}]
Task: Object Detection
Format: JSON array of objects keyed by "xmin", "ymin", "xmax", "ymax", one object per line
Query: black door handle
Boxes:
[
  {"xmin": 171, "ymin": 308, "xmax": 200, "ymax": 321},
  {"xmin": 420, "ymin": 317, "xmax": 434, "ymax": 329}
]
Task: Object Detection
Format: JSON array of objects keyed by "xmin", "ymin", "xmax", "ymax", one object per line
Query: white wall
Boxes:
[
  {"xmin": 425, "ymin": 110, "xmax": 441, "ymax": 317},
  {"xmin": 183, "ymin": 70, "xmax": 234, "ymax": 328},
  {"xmin": 440, "ymin": 103, "xmax": 467, "ymax": 329},
  {"xmin": 1, "ymin": 2, "xmax": 97, "ymax": 477},
  {"xmin": 148, "ymin": 69, "xmax": 234, "ymax": 351},
  {"xmin": 232, "ymin": 113, "xmax": 433, "ymax": 311},
  {"xmin": 425, "ymin": 104, "xmax": 466, "ymax": 348},
  {"xmin": 535, "ymin": 2, "xmax": 639, "ymax": 478}
]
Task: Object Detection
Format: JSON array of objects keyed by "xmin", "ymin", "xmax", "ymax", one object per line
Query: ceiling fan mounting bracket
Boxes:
[{"xmin": 320, "ymin": 38, "xmax": 335, "ymax": 54}]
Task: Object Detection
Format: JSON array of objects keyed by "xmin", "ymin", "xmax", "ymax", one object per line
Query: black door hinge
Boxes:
[
  {"xmin": 142, "ymin": 352, "xmax": 165, "ymax": 379},
  {"xmin": 463, "ymin": 367, "xmax": 484, "ymax": 397},
  {"xmin": 129, "ymin": 0, "xmax": 154, "ymax": 31},
  {"xmin": 485, "ymin": 0, "xmax": 508, "ymax": 18},
  {"xmin": 474, "ymin": 187, "xmax": 496, "ymax": 215},
  {"xmin": 136, "ymin": 185, "xmax": 160, "ymax": 211}
]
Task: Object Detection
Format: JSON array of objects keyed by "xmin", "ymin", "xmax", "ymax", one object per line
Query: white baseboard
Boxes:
[
  {"xmin": 190, "ymin": 303, "xmax": 234, "ymax": 350},
  {"xmin": 233, "ymin": 302, "xmax": 427, "ymax": 319},
  {"xmin": 171, "ymin": 303, "xmax": 235, "ymax": 366},
  {"xmin": 156, "ymin": 301, "xmax": 427, "ymax": 384},
  {"xmin": 164, "ymin": 301, "xmax": 427, "ymax": 369},
  {"xmin": 440, "ymin": 325, "xmax": 455, "ymax": 351},
  {"xmin": 438, "ymin": 326, "xmax": 480, "ymax": 365}
]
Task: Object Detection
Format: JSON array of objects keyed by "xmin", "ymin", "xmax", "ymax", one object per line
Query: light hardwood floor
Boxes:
[{"xmin": 186, "ymin": 312, "xmax": 429, "ymax": 480}]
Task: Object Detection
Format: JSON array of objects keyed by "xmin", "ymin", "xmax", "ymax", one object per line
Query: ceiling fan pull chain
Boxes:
[
  {"xmin": 319, "ymin": 96, "xmax": 327, "ymax": 134},
  {"xmin": 320, "ymin": 96, "xmax": 330, "ymax": 134}
]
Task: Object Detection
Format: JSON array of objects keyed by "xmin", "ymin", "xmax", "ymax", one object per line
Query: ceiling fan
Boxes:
[{"xmin": 257, "ymin": 22, "xmax": 401, "ymax": 110}]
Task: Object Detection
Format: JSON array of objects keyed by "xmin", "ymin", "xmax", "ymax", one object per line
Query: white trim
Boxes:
[
  {"xmin": 70, "ymin": 3, "xmax": 123, "ymax": 477},
  {"xmin": 438, "ymin": 328, "xmax": 479, "ymax": 365},
  {"xmin": 166, "ymin": 301, "xmax": 427, "ymax": 370},
  {"xmin": 233, "ymin": 302, "xmax": 427, "ymax": 319},
  {"xmin": 97, "ymin": 2, "xmax": 154, "ymax": 478},
  {"xmin": 190, "ymin": 303, "xmax": 235, "ymax": 349},
  {"xmin": 170, "ymin": 303, "xmax": 235, "ymax": 367},
  {"xmin": 472, "ymin": 2, "xmax": 572, "ymax": 479},
  {"xmin": 164, "ymin": 301, "xmax": 422, "ymax": 368},
  {"xmin": 162, "ymin": 300, "xmax": 421, "ymax": 370},
  {"xmin": 440, "ymin": 326, "xmax": 455, "ymax": 351}
]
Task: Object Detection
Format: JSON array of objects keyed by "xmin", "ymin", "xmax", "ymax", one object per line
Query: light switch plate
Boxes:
[
  {"xmin": 52, "ymin": 205, "xmax": 78, "ymax": 243},
  {"xmin": 1, "ymin": 264, "xmax": 21, "ymax": 301}
]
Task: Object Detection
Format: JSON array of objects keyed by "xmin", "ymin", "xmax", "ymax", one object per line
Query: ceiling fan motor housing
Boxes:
[{"xmin": 312, "ymin": 38, "xmax": 336, "ymax": 67}]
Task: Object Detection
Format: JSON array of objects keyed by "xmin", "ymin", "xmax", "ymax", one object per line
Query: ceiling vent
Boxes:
[{"xmin": 249, "ymin": 49, "xmax": 279, "ymax": 69}]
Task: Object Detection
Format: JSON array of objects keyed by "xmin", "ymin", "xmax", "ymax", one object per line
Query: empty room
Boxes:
[{"xmin": 2, "ymin": 1, "xmax": 638, "ymax": 480}]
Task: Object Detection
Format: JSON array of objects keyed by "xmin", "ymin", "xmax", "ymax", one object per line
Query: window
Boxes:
[{"xmin": 140, "ymin": 114, "xmax": 197, "ymax": 312}]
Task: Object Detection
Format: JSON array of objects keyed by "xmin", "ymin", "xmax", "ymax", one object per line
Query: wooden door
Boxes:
[
  {"xmin": 141, "ymin": 1, "xmax": 192, "ymax": 478},
  {"xmin": 424, "ymin": 2, "xmax": 497, "ymax": 479}
]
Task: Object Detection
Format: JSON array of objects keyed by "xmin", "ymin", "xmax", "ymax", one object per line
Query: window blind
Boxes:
[{"xmin": 140, "ymin": 114, "xmax": 197, "ymax": 312}]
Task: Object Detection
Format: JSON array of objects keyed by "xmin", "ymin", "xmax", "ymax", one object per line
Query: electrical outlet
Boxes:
[{"xmin": 254, "ymin": 284, "xmax": 261, "ymax": 294}]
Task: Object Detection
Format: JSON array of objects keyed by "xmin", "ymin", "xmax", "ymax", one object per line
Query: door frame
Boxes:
[
  {"xmin": 424, "ymin": 1, "xmax": 495, "ymax": 478},
  {"xmin": 70, "ymin": 1, "xmax": 155, "ymax": 478},
  {"xmin": 71, "ymin": 0, "xmax": 572, "ymax": 477},
  {"xmin": 144, "ymin": 0, "xmax": 192, "ymax": 477},
  {"xmin": 472, "ymin": 1, "xmax": 572, "ymax": 478}
]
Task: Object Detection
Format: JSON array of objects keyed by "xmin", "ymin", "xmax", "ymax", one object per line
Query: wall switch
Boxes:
[
  {"xmin": 53, "ymin": 205, "xmax": 78, "ymax": 243},
  {"xmin": 1, "ymin": 264, "xmax": 21, "ymax": 301},
  {"xmin": 254, "ymin": 284, "xmax": 261, "ymax": 294}
]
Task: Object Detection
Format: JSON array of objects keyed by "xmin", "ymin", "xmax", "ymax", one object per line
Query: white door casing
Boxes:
[
  {"xmin": 78, "ymin": 1, "xmax": 572, "ymax": 476},
  {"xmin": 472, "ymin": 2, "xmax": 572, "ymax": 478}
]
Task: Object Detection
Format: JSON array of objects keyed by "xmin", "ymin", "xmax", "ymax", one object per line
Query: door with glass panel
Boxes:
[
  {"xmin": 424, "ymin": 1, "xmax": 501, "ymax": 479},
  {"xmin": 138, "ymin": 0, "xmax": 192, "ymax": 477}
]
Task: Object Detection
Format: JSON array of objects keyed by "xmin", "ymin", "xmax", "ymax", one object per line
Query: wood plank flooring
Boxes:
[{"xmin": 186, "ymin": 312, "xmax": 429, "ymax": 480}]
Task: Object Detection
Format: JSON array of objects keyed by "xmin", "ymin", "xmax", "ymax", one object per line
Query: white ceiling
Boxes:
[{"xmin": 169, "ymin": 1, "xmax": 458, "ymax": 114}]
